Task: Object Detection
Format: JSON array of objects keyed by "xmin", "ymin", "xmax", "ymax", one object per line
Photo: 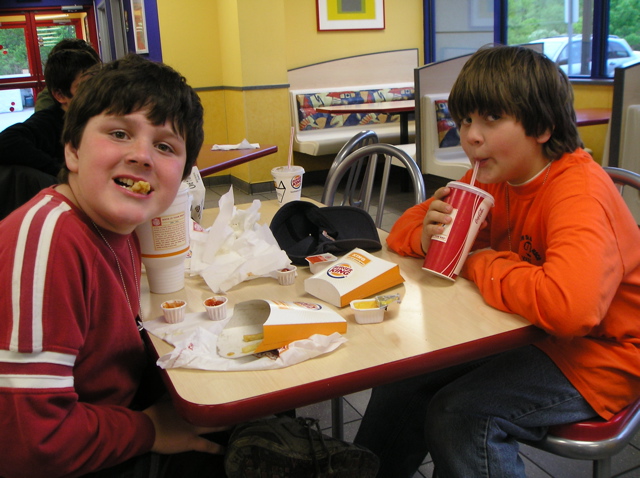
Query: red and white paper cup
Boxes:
[{"xmin": 422, "ymin": 181, "xmax": 494, "ymax": 280}]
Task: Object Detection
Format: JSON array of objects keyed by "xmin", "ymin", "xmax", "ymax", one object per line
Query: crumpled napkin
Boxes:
[
  {"xmin": 188, "ymin": 186, "xmax": 291, "ymax": 292},
  {"xmin": 144, "ymin": 312, "xmax": 347, "ymax": 371},
  {"xmin": 211, "ymin": 139, "xmax": 259, "ymax": 150}
]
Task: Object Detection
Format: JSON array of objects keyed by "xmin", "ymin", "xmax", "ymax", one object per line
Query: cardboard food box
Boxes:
[
  {"xmin": 304, "ymin": 248, "xmax": 405, "ymax": 307},
  {"xmin": 217, "ymin": 299, "xmax": 346, "ymax": 358}
]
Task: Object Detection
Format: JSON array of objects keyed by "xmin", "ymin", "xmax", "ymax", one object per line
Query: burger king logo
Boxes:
[
  {"xmin": 327, "ymin": 263, "xmax": 353, "ymax": 279},
  {"xmin": 291, "ymin": 174, "xmax": 302, "ymax": 189}
]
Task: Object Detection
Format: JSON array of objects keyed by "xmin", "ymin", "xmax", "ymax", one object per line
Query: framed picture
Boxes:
[
  {"xmin": 131, "ymin": 0, "xmax": 149, "ymax": 54},
  {"xmin": 316, "ymin": 0, "xmax": 385, "ymax": 31},
  {"xmin": 469, "ymin": 0, "xmax": 493, "ymax": 30}
]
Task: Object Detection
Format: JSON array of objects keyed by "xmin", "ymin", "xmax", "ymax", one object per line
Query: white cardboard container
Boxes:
[
  {"xmin": 217, "ymin": 299, "xmax": 346, "ymax": 358},
  {"xmin": 304, "ymin": 248, "xmax": 404, "ymax": 307}
]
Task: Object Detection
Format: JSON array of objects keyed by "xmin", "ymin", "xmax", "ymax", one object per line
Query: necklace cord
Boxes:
[{"xmin": 91, "ymin": 222, "xmax": 143, "ymax": 325}]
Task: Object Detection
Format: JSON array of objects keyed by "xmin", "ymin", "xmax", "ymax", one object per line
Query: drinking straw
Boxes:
[
  {"xmin": 470, "ymin": 161, "xmax": 479, "ymax": 187},
  {"xmin": 288, "ymin": 126, "xmax": 295, "ymax": 169}
]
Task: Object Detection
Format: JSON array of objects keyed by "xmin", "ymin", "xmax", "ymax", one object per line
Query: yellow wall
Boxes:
[
  {"xmin": 573, "ymin": 82, "xmax": 614, "ymax": 164},
  {"xmin": 157, "ymin": 0, "xmax": 425, "ymax": 187},
  {"xmin": 156, "ymin": 0, "xmax": 611, "ymax": 184}
]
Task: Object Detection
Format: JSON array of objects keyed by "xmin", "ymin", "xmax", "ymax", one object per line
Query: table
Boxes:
[
  {"xmin": 141, "ymin": 200, "xmax": 544, "ymax": 428},
  {"xmin": 575, "ymin": 108, "xmax": 611, "ymax": 127},
  {"xmin": 316, "ymin": 100, "xmax": 415, "ymax": 144},
  {"xmin": 196, "ymin": 144, "xmax": 278, "ymax": 178}
]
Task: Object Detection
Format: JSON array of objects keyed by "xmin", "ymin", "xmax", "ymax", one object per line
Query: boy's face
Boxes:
[
  {"xmin": 64, "ymin": 110, "xmax": 187, "ymax": 234},
  {"xmin": 459, "ymin": 112, "xmax": 551, "ymax": 184}
]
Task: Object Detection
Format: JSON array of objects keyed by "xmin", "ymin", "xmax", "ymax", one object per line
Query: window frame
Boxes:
[{"xmin": 423, "ymin": 0, "xmax": 616, "ymax": 81}]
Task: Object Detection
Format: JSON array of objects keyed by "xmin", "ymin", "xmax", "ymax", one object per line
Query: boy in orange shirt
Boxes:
[{"xmin": 354, "ymin": 45, "xmax": 640, "ymax": 477}]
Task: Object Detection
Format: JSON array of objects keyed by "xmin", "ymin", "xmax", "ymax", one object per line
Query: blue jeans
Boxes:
[{"xmin": 354, "ymin": 345, "xmax": 597, "ymax": 478}]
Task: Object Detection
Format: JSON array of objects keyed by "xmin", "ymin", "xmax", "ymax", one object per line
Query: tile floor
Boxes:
[{"xmin": 202, "ymin": 172, "xmax": 640, "ymax": 478}]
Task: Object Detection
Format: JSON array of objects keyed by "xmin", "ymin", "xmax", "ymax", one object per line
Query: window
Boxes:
[
  {"xmin": 426, "ymin": 0, "xmax": 640, "ymax": 80},
  {"xmin": 0, "ymin": 7, "xmax": 97, "ymax": 132}
]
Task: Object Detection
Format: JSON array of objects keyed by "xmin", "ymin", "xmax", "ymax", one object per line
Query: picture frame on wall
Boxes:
[
  {"xmin": 316, "ymin": 0, "xmax": 385, "ymax": 31},
  {"xmin": 131, "ymin": 0, "xmax": 149, "ymax": 54}
]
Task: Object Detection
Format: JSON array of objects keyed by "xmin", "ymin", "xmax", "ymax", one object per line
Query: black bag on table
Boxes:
[{"xmin": 269, "ymin": 201, "xmax": 381, "ymax": 266}]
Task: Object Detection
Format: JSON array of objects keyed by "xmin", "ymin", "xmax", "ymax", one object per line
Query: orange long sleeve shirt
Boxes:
[{"xmin": 387, "ymin": 149, "xmax": 640, "ymax": 419}]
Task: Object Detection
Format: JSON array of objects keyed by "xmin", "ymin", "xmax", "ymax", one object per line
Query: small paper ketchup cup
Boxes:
[
  {"xmin": 203, "ymin": 296, "xmax": 228, "ymax": 321},
  {"xmin": 161, "ymin": 300, "xmax": 187, "ymax": 324},
  {"xmin": 277, "ymin": 266, "xmax": 297, "ymax": 286}
]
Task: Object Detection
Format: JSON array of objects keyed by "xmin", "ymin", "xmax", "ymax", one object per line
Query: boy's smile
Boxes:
[
  {"xmin": 460, "ymin": 112, "xmax": 551, "ymax": 185},
  {"xmin": 62, "ymin": 111, "xmax": 187, "ymax": 234}
]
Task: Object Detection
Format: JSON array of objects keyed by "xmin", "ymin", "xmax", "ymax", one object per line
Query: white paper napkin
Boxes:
[
  {"xmin": 188, "ymin": 186, "xmax": 291, "ymax": 293},
  {"xmin": 211, "ymin": 139, "xmax": 260, "ymax": 150},
  {"xmin": 144, "ymin": 312, "xmax": 347, "ymax": 371}
]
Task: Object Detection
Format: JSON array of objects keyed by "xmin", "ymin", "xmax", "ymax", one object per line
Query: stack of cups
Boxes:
[
  {"xmin": 136, "ymin": 184, "xmax": 191, "ymax": 294},
  {"xmin": 422, "ymin": 181, "xmax": 494, "ymax": 281},
  {"xmin": 271, "ymin": 165, "xmax": 305, "ymax": 207}
]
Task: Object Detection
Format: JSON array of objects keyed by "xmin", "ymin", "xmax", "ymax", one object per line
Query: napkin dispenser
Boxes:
[
  {"xmin": 304, "ymin": 248, "xmax": 404, "ymax": 307},
  {"xmin": 217, "ymin": 299, "xmax": 346, "ymax": 358}
]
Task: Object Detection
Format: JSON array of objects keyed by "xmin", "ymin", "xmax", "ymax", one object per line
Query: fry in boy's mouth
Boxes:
[{"xmin": 115, "ymin": 178, "xmax": 151, "ymax": 195}]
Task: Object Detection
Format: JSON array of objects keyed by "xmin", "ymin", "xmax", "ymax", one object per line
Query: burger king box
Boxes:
[
  {"xmin": 217, "ymin": 299, "xmax": 346, "ymax": 358},
  {"xmin": 304, "ymin": 248, "xmax": 405, "ymax": 307}
]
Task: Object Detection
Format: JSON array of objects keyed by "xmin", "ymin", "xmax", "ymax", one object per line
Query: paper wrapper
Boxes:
[
  {"xmin": 144, "ymin": 311, "xmax": 347, "ymax": 371},
  {"xmin": 211, "ymin": 139, "xmax": 259, "ymax": 150},
  {"xmin": 188, "ymin": 186, "xmax": 291, "ymax": 292}
]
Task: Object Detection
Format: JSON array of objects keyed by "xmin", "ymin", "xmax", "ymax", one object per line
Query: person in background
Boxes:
[
  {"xmin": 0, "ymin": 54, "xmax": 229, "ymax": 477},
  {"xmin": 35, "ymin": 38, "xmax": 101, "ymax": 112},
  {"xmin": 0, "ymin": 48, "xmax": 100, "ymax": 177},
  {"xmin": 354, "ymin": 44, "xmax": 640, "ymax": 477}
]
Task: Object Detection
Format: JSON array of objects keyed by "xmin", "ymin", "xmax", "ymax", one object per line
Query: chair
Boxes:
[
  {"xmin": 322, "ymin": 142, "xmax": 425, "ymax": 439},
  {"xmin": 322, "ymin": 143, "xmax": 426, "ymax": 228},
  {"xmin": 0, "ymin": 164, "xmax": 58, "ymax": 221},
  {"xmin": 320, "ymin": 129, "xmax": 379, "ymax": 207},
  {"xmin": 521, "ymin": 166, "xmax": 640, "ymax": 478}
]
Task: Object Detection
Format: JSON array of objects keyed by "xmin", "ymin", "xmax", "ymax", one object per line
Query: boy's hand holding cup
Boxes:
[{"xmin": 422, "ymin": 181, "xmax": 494, "ymax": 281}]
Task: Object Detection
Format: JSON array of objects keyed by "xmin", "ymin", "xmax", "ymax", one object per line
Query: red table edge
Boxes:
[
  {"xmin": 144, "ymin": 325, "xmax": 545, "ymax": 427},
  {"xmin": 198, "ymin": 145, "xmax": 278, "ymax": 178}
]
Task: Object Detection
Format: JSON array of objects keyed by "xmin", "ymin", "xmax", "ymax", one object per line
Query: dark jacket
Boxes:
[{"xmin": 0, "ymin": 104, "xmax": 65, "ymax": 176}]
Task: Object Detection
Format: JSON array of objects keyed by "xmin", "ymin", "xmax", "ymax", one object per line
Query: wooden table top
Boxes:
[
  {"xmin": 141, "ymin": 200, "xmax": 543, "ymax": 427},
  {"xmin": 196, "ymin": 144, "xmax": 278, "ymax": 178}
]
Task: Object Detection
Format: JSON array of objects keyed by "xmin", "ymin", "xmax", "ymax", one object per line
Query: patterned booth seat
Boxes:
[{"xmin": 290, "ymin": 84, "xmax": 415, "ymax": 156}]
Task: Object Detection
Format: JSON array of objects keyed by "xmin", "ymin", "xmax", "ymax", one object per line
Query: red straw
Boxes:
[{"xmin": 288, "ymin": 126, "xmax": 295, "ymax": 169}]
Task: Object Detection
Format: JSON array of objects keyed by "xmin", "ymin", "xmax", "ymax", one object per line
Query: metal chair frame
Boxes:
[
  {"xmin": 322, "ymin": 143, "xmax": 426, "ymax": 228},
  {"xmin": 321, "ymin": 129, "xmax": 379, "ymax": 208}
]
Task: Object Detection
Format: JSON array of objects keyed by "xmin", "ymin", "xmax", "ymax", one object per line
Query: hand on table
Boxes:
[{"xmin": 143, "ymin": 398, "xmax": 229, "ymax": 455}]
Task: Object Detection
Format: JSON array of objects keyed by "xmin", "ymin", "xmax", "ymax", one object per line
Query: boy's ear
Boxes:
[
  {"xmin": 65, "ymin": 142, "xmax": 80, "ymax": 173},
  {"xmin": 537, "ymin": 128, "xmax": 552, "ymax": 144},
  {"xmin": 51, "ymin": 89, "xmax": 72, "ymax": 108}
]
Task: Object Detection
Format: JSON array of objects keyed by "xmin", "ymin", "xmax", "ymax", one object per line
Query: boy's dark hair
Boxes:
[
  {"xmin": 44, "ymin": 49, "xmax": 101, "ymax": 100},
  {"xmin": 49, "ymin": 38, "xmax": 100, "ymax": 63},
  {"xmin": 61, "ymin": 54, "xmax": 204, "ymax": 181},
  {"xmin": 448, "ymin": 44, "xmax": 583, "ymax": 160}
]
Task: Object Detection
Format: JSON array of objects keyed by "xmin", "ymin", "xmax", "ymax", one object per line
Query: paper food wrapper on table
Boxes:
[
  {"xmin": 144, "ymin": 306, "xmax": 346, "ymax": 371},
  {"xmin": 217, "ymin": 299, "xmax": 347, "ymax": 357},
  {"xmin": 183, "ymin": 166, "xmax": 206, "ymax": 224},
  {"xmin": 304, "ymin": 248, "xmax": 404, "ymax": 307},
  {"xmin": 188, "ymin": 186, "xmax": 291, "ymax": 292},
  {"xmin": 211, "ymin": 139, "xmax": 260, "ymax": 150}
]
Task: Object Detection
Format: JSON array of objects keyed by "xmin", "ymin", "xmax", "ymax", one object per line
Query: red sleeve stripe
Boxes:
[{"xmin": 10, "ymin": 196, "xmax": 71, "ymax": 353}]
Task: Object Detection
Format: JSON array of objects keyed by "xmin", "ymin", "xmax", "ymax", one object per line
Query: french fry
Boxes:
[
  {"xmin": 243, "ymin": 333, "xmax": 264, "ymax": 343},
  {"xmin": 241, "ymin": 342, "xmax": 260, "ymax": 354}
]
